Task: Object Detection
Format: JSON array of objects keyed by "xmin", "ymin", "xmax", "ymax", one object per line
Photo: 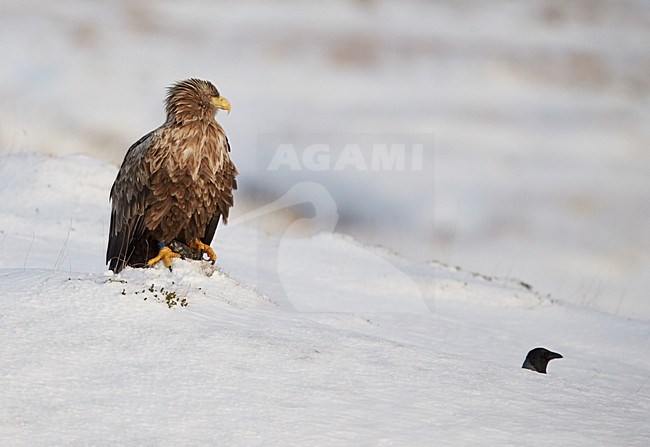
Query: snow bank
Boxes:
[
  {"xmin": 1, "ymin": 0, "xmax": 648, "ymax": 319},
  {"xmin": 1, "ymin": 153, "xmax": 648, "ymax": 445}
]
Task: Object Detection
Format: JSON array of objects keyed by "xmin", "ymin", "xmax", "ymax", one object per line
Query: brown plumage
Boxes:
[{"xmin": 106, "ymin": 78, "xmax": 237, "ymax": 272}]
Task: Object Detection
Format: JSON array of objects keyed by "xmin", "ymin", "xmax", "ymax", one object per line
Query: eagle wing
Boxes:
[
  {"xmin": 106, "ymin": 131, "xmax": 156, "ymax": 272},
  {"xmin": 202, "ymin": 135, "xmax": 238, "ymax": 245}
]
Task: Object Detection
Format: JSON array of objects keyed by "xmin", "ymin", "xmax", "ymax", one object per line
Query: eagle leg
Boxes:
[
  {"xmin": 146, "ymin": 243, "xmax": 181, "ymax": 271},
  {"xmin": 189, "ymin": 238, "xmax": 217, "ymax": 264}
]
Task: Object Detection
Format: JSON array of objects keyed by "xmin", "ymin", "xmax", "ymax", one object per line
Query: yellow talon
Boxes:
[
  {"xmin": 190, "ymin": 238, "xmax": 217, "ymax": 263},
  {"xmin": 147, "ymin": 246, "xmax": 181, "ymax": 270}
]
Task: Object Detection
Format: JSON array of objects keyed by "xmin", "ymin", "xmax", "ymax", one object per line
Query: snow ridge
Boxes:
[{"xmin": 1, "ymin": 153, "xmax": 649, "ymax": 445}]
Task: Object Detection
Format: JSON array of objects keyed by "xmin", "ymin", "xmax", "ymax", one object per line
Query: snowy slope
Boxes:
[
  {"xmin": 1, "ymin": 0, "xmax": 648, "ymax": 320},
  {"xmin": 1, "ymin": 153, "xmax": 648, "ymax": 445}
]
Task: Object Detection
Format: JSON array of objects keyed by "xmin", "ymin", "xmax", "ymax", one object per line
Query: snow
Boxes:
[
  {"xmin": 1, "ymin": 0, "xmax": 649, "ymax": 443},
  {"xmin": 1, "ymin": 0, "xmax": 649, "ymax": 320},
  {"xmin": 1, "ymin": 152, "xmax": 649, "ymax": 445}
]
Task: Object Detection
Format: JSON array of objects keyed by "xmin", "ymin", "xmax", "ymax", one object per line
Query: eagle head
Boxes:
[{"xmin": 165, "ymin": 78, "xmax": 230, "ymax": 123}]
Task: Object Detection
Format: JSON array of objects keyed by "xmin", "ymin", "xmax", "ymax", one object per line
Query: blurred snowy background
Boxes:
[{"xmin": 1, "ymin": 0, "xmax": 648, "ymax": 319}]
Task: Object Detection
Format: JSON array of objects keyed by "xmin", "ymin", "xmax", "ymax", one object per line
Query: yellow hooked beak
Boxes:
[{"xmin": 211, "ymin": 96, "xmax": 231, "ymax": 114}]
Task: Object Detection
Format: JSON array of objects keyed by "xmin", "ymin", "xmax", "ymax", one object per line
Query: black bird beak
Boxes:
[{"xmin": 522, "ymin": 347, "xmax": 564, "ymax": 374}]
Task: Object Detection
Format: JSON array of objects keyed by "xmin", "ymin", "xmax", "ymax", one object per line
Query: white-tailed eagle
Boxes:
[{"xmin": 106, "ymin": 78, "xmax": 237, "ymax": 272}]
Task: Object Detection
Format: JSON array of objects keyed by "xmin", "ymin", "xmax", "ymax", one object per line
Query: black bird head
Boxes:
[{"xmin": 522, "ymin": 347, "xmax": 563, "ymax": 374}]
